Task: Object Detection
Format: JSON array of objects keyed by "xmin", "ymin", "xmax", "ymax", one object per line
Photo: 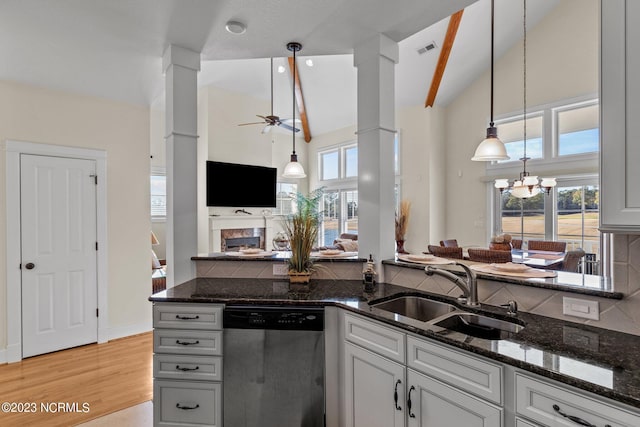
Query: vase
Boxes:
[
  {"xmin": 489, "ymin": 242, "xmax": 512, "ymax": 251},
  {"xmin": 288, "ymin": 271, "xmax": 312, "ymax": 284},
  {"xmin": 396, "ymin": 239, "xmax": 408, "ymax": 254}
]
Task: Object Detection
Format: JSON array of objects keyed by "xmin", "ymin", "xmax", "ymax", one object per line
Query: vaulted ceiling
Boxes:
[{"xmin": 0, "ymin": 0, "xmax": 560, "ymax": 136}]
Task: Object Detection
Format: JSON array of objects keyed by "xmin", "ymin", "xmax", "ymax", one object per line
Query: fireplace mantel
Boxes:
[{"xmin": 209, "ymin": 215, "xmax": 281, "ymax": 253}]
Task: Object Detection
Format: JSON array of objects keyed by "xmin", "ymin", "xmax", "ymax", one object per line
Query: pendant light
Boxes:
[
  {"xmin": 494, "ymin": 0, "xmax": 556, "ymax": 198},
  {"xmin": 282, "ymin": 42, "xmax": 306, "ymax": 179},
  {"xmin": 472, "ymin": 0, "xmax": 509, "ymax": 161}
]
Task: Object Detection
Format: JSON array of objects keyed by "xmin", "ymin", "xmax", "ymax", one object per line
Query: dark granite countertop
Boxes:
[
  {"xmin": 150, "ymin": 278, "xmax": 640, "ymax": 410},
  {"xmin": 192, "ymin": 251, "xmax": 366, "ymax": 262},
  {"xmin": 384, "ymin": 258, "xmax": 623, "ymax": 299}
]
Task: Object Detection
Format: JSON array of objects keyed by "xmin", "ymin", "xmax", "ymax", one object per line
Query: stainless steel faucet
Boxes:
[{"xmin": 425, "ymin": 262, "xmax": 479, "ymax": 306}]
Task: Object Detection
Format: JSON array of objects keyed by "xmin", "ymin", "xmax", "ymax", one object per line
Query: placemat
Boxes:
[
  {"xmin": 398, "ymin": 254, "xmax": 456, "ymax": 265},
  {"xmin": 311, "ymin": 251, "xmax": 358, "ymax": 258},
  {"xmin": 527, "ymin": 253, "xmax": 564, "ymax": 260},
  {"xmin": 470, "ymin": 264, "xmax": 557, "ymax": 278}
]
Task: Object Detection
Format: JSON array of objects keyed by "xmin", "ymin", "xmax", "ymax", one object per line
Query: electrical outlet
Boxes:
[
  {"xmin": 563, "ymin": 297, "xmax": 599, "ymax": 320},
  {"xmin": 272, "ymin": 264, "xmax": 289, "ymax": 276}
]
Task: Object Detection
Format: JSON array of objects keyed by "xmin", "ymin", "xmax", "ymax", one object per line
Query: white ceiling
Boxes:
[{"xmin": 0, "ymin": 0, "xmax": 560, "ymax": 136}]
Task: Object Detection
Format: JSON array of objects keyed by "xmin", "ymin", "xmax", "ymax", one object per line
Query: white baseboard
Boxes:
[
  {"xmin": 0, "ymin": 348, "xmax": 5, "ymax": 364},
  {"xmin": 107, "ymin": 321, "xmax": 153, "ymax": 341}
]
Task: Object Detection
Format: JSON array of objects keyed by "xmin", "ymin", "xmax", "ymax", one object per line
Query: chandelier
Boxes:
[
  {"xmin": 282, "ymin": 42, "xmax": 307, "ymax": 179},
  {"xmin": 493, "ymin": 0, "xmax": 555, "ymax": 199}
]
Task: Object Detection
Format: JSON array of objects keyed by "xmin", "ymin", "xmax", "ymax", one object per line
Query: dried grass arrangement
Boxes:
[
  {"xmin": 284, "ymin": 188, "xmax": 324, "ymax": 275},
  {"xmin": 395, "ymin": 200, "xmax": 411, "ymax": 241}
]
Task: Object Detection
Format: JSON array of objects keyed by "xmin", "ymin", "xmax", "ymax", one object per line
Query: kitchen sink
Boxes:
[
  {"xmin": 370, "ymin": 296, "xmax": 458, "ymax": 322},
  {"xmin": 433, "ymin": 313, "xmax": 525, "ymax": 340}
]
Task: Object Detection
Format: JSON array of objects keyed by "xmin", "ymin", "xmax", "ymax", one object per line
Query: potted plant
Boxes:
[
  {"xmin": 395, "ymin": 199, "xmax": 411, "ymax": 254},
  {"xmin": 284, "ymin": 188, "xmax": 324, "ymax": 283}
]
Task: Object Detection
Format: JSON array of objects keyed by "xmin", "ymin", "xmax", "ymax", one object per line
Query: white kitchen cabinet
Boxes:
[
  {"xmin": 515, "ymin": 372, "xmax": 640, "ymax": 427},
  {"xmin": 153, "ymin": 303, "xmax": 224, "ymax": 427},
  {"xmin": 341, "ymin": 311, "xmax": 504, "ymax": 427},
  {"xmin": 343, "ymin": 341, "xmax": 406, "ymax": 427},
  {"xmin": 406, "ymin": 368, "xmax": 502, "ymax": 427},
  {"xmin": 600, "ymin": 0, "xmax": 640, "ymax": 232}
]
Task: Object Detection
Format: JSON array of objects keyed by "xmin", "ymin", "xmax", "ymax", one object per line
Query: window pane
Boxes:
[
  {"xmin": 150, "ymin": 175, "xmax": 166, "ymax": 217},
  {"xmin": 558, "ymin": 104, "xmax": 599, "ymax": 155},
  {"xmin": 344, "ymin": 190, "xmax": 358, "ymax": 234},
  {"xmin": 497, "ymin": 115, "xmax": 543, "ymax": 163},
  {"xmin": 500, "ymin": 191, "xmax": 545, "ymax": 241},
  {"xmin": 557, "ymin": 184, "xmax": 600, "ymax": 274},
  {"xmin": 321, "ymin": 151, "xmax": 339, "ymax": 180},
  {"xmin": 275, "ymin": 182, "xmax": 297, "ymax": 215},
  {"xmin": 322, "ymin": 191, "xmax": 340, "ymax": 246},
  {"xmin": 345, "ymin": 146, "xmax": 358, "ymax": 177}
]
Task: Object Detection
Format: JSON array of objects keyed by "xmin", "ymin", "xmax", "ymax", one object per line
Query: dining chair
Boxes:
[
  {"xmin": 547, "ymin": 248, "xmax": 586, "ymax": 272},
  {"xmin": 511, "ymin": 239, "xmax": 522, "ymax": 250},
  {"xmin": 439, "ymin": 239, "xmax": 459, "ymax": 248},
  {"xmin": 428, "ymin": 245, "xmax": 463, "ymax": 260},
  {"xmin": 527, "ymin": 240, "xmax": 567, "ymax": 252},
  {"xmin": 467, "ymin": 248, "xmax": 512, "ymax": 264}
]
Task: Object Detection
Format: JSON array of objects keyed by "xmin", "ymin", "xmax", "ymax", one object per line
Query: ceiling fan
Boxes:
[{"xmin": 237, "ymin": 58, "xmax": 300, "ymax": 134}]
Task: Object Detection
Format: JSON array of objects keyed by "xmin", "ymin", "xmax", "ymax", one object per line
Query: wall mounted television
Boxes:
[{"xmin": 206, "ymin": 161, "xmax": 277, "ymax": 207}]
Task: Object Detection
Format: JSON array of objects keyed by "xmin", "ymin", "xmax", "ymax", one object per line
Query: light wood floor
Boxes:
[{"xmin": 0, "ymin": 332, "xmax": 153, "ymax": 427}]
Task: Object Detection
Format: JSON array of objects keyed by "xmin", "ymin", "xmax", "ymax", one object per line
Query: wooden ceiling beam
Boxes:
[
  {"xmin": 425, "ymin": 9, "xmax": 464, "ymax": 108},
  {"xmin": 288, "ymin": 57, "xmax": 312, "ymax": 142}
]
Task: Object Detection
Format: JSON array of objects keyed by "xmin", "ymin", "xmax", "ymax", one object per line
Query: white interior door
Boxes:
[{"xmin": 20, "ymin": 154, "xmax": 98, "ymax": 358}]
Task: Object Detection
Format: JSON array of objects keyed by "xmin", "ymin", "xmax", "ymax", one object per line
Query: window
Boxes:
[
  {"xmin": 556, "ymin": 102, "xmax": 599, "ymax": 156},
  {"xmin": 496, "ymin": 114, "xmax": 544, "ymax": 163},
  {"xmin": 273, "ymin": 182, "xmax": 298, "ymax": 216},
  {"xmin": 150, "ymin": 173, "xmax": 166, "ymax": 219},
  {"xmin": 491, "ymin": 98, "xmax": 600, "ymax": 274}
]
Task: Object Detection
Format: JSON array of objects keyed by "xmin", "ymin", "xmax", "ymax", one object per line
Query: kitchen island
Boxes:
[{"xmin": 150, "ymin": 277, "xmax": 640, "ymax": 411}]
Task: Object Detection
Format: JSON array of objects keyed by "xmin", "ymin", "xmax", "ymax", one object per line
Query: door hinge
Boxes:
[
  {"xmin": 96, "ymin": 308, "xmax": 99, "ymax": 317},
  {"xmin": 96, "ymin": 241, "xmax": 99, "ymax": 251},
  {"xmin": 90, "ymin": 174, "xmax": 97, "ymax": 185}
]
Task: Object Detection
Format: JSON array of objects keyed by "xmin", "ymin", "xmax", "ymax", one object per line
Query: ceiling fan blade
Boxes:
[
  {"xmin": 238, "ymin": 122, "xmax": 266, "ymax": 126},
  {"xmin": 278, "ymin": 122, "xmax": 300, "ymax": 132},
  {"xmin": 280, "ymin": 118, "xmax": 301, "ymax": 124}
]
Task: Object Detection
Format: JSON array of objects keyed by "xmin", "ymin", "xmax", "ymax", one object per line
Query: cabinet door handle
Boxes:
[
  {"xmin": 176, "ymin": 365, "xmax": 200, "ymax": 372},
  {"xmin": 175, "ymin": 340, "xmax": 200, "ymax": 346},
  {"xmin": 407, "ymin": 386, "xmax": 416, "ymax": 418},
  {"xmin": 175, "ymin": 314, "xmax": 200, "ymax": 320},
  {"xmin": 394, "ymin": 379, "xmax": 402, "ymax": 411},
  {"xmin": 552, "ymin": 404, "xmax": 598, "ymax": 427},
  {"xmin": 176, "ymin": 403, "xmax": 200, "ymax": 410}
]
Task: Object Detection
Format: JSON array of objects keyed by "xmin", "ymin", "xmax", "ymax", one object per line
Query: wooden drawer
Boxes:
[
  {"xmin": 154, "ymin": 354, "xmax": 222, "ymax": 382},
  {"xmin": 343, "ymin": 312, "xmax": 406, "ymax": 363},
  {"xmin": 154, "ymin": 330, "xmax": 222, "ymax": 356},
  {"xmin": 153, "ymin": 303, "xmax": 223, "ymax": 330},
  {"xmin": 153, "ymin": 379, "xmax": 221, "ymax": 426},
  {"xmin": 515, "ymin": 372, "xmax": 640, "ymax": 427},
  {"xmin": 407, "ymin": 335, "xmax": 502, "ymax": 404}
]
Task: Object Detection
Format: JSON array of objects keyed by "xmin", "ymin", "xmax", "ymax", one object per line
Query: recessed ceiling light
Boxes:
[
  {"xmin": 225, "ymin": 21, "xmax": 246, "ymax": 35},
  {"xmin": 277, "ymin": 65, "xmax": 286, "ymax": 73},
  {"xmin": 305, "ymin": 59, "xmax": 313, "ymax": 67}
]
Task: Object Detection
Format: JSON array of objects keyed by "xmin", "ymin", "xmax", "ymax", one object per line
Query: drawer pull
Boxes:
[
  {"xmin": 176, "ymin": 365, "xmax": 200, "ymax": 372},
  {"xmin": 407, "ymin": 386, "xmax": 416, "ymax": 418},
  {"xmin": 176, "ymin": 403, "xmax": 200, "ymax": 410},
  {"xmin": 552, "ymin": 404, "xmax": 598, "ymax": 427},
  {"xmin": 176, "ymin": 314, "xmax": 200, "ymax": 320},
  {"xmin": 394, "ymin": 379, "xmax": 402, "ymax": 411},
  {"xmin": 176, "ymin": 340, "xmax": 200, "ymax": 346}
]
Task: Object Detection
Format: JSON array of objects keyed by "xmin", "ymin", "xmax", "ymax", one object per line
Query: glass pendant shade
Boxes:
[
  {"xmin": 472, "ymin": 129, "xmax": 509, "ymax": 161},
  {"xmin": 282, "ymin": 153, "xmax": 306, "ymax": 178}
]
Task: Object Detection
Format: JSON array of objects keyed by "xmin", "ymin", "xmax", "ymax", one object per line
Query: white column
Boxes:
[
  {"xmin": 163, "ymin": 45, "xmax": 200, "ymax": 287},
  {"xmin": 354, "ymin": 34, "xmax": 399, "ymax": 278}
]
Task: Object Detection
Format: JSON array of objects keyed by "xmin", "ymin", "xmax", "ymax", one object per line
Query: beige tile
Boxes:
[
  {"xmin": 612, "ymin": 262, "xmax": 629, "ymax": 294},
  {"xmin": 587, "ymin": 305, "xmax": 640, "ymax": 335},
  {"xmin": 613, "ymin": 234, "xmax": 629, "ymax": 262}
]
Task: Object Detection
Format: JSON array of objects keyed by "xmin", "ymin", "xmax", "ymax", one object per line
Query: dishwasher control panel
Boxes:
[{"xmin": 224, "ymin": 306, "xmax": 324, "ymax": 331}]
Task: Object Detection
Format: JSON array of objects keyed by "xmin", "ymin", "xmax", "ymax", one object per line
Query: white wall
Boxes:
[
  {"xmin": 443, "ymin": 0, "xmax": 598, "ymax": 247},
  {"xmin": 0, "ymin": 80, "xmax": 152, "ymax": 351}
]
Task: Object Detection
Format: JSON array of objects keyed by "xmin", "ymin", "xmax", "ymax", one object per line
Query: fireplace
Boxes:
[
  {"xmin": 209, "ymin": 215, "xmax": 278, "ymax": 253},
  {"xmin": 221, "ymin": 228, "xmax": 265, "ymax": 252}
]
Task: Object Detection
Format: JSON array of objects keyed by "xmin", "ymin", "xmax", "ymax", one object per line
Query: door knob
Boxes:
[{"xmin": 25, "ymin": 263, "xmax": 35, "ymax": 270}]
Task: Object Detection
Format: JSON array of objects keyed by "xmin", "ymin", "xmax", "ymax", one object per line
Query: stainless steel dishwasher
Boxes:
[{"xmin": 223, "ymin": 306, "xmax": 325, "ymax": 427}]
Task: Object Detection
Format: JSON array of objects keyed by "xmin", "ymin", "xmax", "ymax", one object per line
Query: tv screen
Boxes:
[{"xmin": 206, "ymin": 161, "xmax": 277, "ymax": 208}]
